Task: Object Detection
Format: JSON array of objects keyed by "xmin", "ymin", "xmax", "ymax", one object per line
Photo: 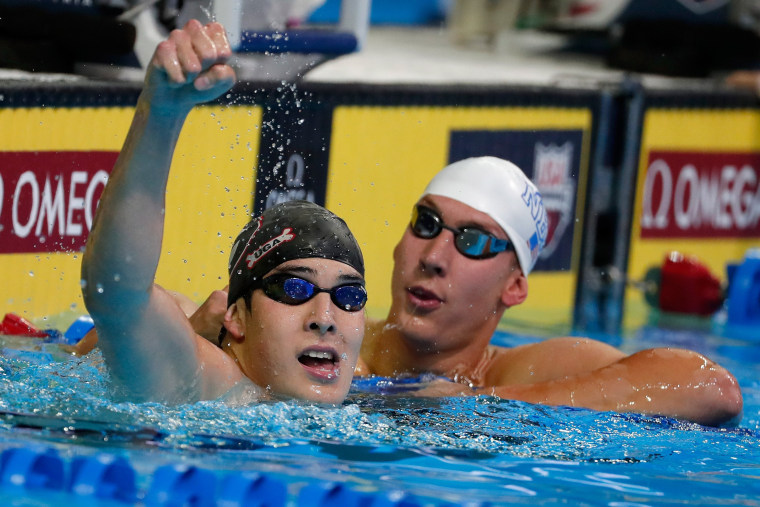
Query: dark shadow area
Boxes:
[{"xmin": 0, "ymin": 4, "xmax": 137, "ymax": 73}]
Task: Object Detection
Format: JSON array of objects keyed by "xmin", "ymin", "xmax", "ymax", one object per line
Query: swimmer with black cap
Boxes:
[
  {"xmin": 81, "ymin": 20, "xmax": 366, "ymax": 405},
  {"xmin": 219, "ymin": 200, "xmax": 366, "ymax": 402}
]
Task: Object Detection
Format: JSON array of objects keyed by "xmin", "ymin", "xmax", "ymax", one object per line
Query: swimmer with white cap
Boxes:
[
  {"xmin": 81, "ymin": 21, "xmax": 366, "ymax": 405},
  {"xmin": 355, "ymin": 156, "xmax": 743, "ymax": 427}
]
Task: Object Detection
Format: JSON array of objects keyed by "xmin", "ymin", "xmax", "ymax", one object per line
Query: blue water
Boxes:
[{"xmin": 0, "ymin": 326, "xmax": 758, "ymax": 505}]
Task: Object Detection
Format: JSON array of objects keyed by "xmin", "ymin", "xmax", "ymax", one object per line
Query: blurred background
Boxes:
[{"xmin": 3, "ymin": 0, "xmax": 760, "ymax": 79}]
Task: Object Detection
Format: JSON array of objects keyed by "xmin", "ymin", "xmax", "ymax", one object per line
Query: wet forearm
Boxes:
[{"xmin": 488, "ymin": 348, "xmax": 743, "ymax": 427}]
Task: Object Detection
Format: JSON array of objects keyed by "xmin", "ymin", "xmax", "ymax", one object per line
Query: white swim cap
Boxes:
[{"xmin": 422, "ymin": 157, "xmax": 548, "ymax": 275}]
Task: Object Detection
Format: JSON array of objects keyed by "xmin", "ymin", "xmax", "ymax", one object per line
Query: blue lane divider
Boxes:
[
  {"xmin": 69, "ymin": 454, "xmax": 137, "ymax": 502},
  {"xmin": 298, "ymin": 482, "xmax": 424, "ymax": 507},
  {"xmin": 0, "ymin": 445, "xmax": 483, "ymax": 506},
  {"xmin": 145, "ymin": 464, "xmax": 217, "ymax": 506},
  {"xmin": 0, "ymin": 447, "xmax": 64, "ymax": 490},
  {"xmin": 218, "ymin": 471, "xmax": 287, "ymax": 506},
  {"xmin": 63, "ymin": 315, "xmax": 95, "ymax": 344},
  {"xmin": 298, "ymin": 482, "xmax": 366, "ymax": 506},
  {"xmin": 239, "ymin": 30, "xmax": 358, "ymax": 55},
  {"xmin": 726, "ymin": 249, "xmax": 760, "ymax": 328},
  {"xmin": 367, "ymin": 491, "xmax": 423, "ymax": 507}
]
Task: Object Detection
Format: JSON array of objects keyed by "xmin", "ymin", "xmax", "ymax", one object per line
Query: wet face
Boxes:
[
  {"xmin": 389, "ymin": 195, "xmax": 524, "ymax": 352},
  {"xmin": 233, "ymin": 258, "xmax": 365, "ymax": 404}
]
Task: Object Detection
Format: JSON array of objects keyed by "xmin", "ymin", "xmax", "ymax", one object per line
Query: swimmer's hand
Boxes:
[
  {"xmin": 190, "ymin": 286, "xmax": 229, "ymax": 345},
  {"xmin": 144, "ymin": 19, "xmax": 236, "ymax": 113}
]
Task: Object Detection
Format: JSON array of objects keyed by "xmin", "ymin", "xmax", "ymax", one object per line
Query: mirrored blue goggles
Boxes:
[
  {"xmin": 261, "ymin": 274, "xmax": 367, "ymax": 312},
  {"xmin": 410, "ymin": 205, "xmax": 512, "ymax": 260}
]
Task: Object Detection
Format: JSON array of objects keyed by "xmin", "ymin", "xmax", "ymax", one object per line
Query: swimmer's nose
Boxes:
[
  {"xmin": 419, "ymin": 229, "xmax": 452, "ymax": 277},
  {"xmin": 306, "ymin": 293, "xmax": 337, "ymax": 335},
  {"xmin": 309, "ymin": 321, "xmax": 336, "ymax": 334}
]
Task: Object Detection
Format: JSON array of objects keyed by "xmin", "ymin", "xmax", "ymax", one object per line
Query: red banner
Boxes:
[
  {"xmin": 0, "ymin": 151, "xmax": 117, "ymax": 253},
  {"xmin": 641, "ymin": 151, "xmax": 760, "ymax": 239}
]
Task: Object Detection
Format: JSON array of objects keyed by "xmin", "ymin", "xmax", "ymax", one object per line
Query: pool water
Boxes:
[{"xmin": 0, "ymin": 326, "xmax": 758, "ymax": 505}]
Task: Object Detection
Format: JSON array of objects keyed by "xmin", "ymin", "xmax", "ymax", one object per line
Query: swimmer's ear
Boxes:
[
  {"xmin": 223, "ymin": 302, "xmax": 246, "ymax": 342},
  {"xmin": 501, "ymin": 270, "xmax": 528, "ymax": 308}
]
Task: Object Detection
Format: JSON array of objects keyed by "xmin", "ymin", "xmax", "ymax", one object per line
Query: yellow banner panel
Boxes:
[
  {"xmin": 0, "ymin": 105, "xmax": 261, "ymax": 326},
  {"xmin": 325, "ymin": 106, "xmax": 592, "ymax": 333},
  {"xmin": 625, "ymin": 109, "xmax": 760, "ymax": 328}
]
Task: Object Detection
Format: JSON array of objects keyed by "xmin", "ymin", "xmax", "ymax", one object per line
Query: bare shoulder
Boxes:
[
  {"xmin": 485, "ymin": 336, "xmax": 626, "ymax": 386},
  {"xmin": 195, "ymin": 335, "xmax": 245, "ymax": 399},
  {"xmin": 356, "ymin": 318, "xmax": 386, "ymax": 376}
]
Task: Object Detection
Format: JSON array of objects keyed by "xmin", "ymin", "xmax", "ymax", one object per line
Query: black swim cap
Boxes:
[{"xmin": 227, "ymin": 200, "xmax": 364, "ymax": 307}]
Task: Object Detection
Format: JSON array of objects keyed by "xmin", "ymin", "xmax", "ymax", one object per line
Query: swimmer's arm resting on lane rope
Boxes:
[{"xmin": 416, "ymin": 345, "xmax": 743, "ymax": 427}]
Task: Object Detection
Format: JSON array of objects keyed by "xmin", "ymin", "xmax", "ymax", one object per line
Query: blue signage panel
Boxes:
[
  {"xmin": 449, "ymin": 129, "xmax": 585, "ymax": 272},
  {"xmin": 254, "ymin": 101, "xmax": 332, "ymax": 216}
]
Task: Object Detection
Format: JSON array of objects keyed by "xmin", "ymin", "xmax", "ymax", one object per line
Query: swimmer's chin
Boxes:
[
  {"xmin": 216, "ymin": 375, "xmax": 350, "ymax": 406},
  {"xmin": 255, "ymin": 384, "xmax": 349, "ymax": 406}
]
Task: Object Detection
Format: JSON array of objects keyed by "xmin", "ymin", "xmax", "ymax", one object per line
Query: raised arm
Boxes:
[{"xmin": 81, "ymin": 20, "xmax": 238, "ymax": 403}]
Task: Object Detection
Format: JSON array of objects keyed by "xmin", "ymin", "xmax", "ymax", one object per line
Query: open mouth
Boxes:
[
  {"xmin": 407, "ymin": 286, "xmax": 443, "ymax": 309},
  {"xmin": 298, "ymin": 349, "xmax": 337, "ymax": 369},
  {"xmin": 409, "ymin": 286, "xmax": 440, "ymax": 301}
]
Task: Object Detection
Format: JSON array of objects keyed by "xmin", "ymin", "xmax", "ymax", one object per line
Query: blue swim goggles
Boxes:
[
  {"xmin": 261, "ymin": 274, "xmax": 368, "ymax": 312},
  {"xmin": 410, "ymin": 205, "xmax": 512, "ymax": 260}
]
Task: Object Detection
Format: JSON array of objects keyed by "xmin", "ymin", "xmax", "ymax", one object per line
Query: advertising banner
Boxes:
[
  {"xmin": 0, "ymin": 151, "xmax": 113, "ymax": 254},
  {"xmin": 626, "ymin": 108, "xmax": 760, "ymax": 327},
  {"xmin": 326, "ymin": 105, "xmax": 592, "ymax": 332},
  {"xmin": 640, "ymin": 151, "xmax": 760, "ymax": 239},
  {"xmin": 0, "ymin": 104, "xmax": 261, "ymax": 323},
  {"xmin": 253, "ymin": 97, "xmax": 332, "ymax": 216}
]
